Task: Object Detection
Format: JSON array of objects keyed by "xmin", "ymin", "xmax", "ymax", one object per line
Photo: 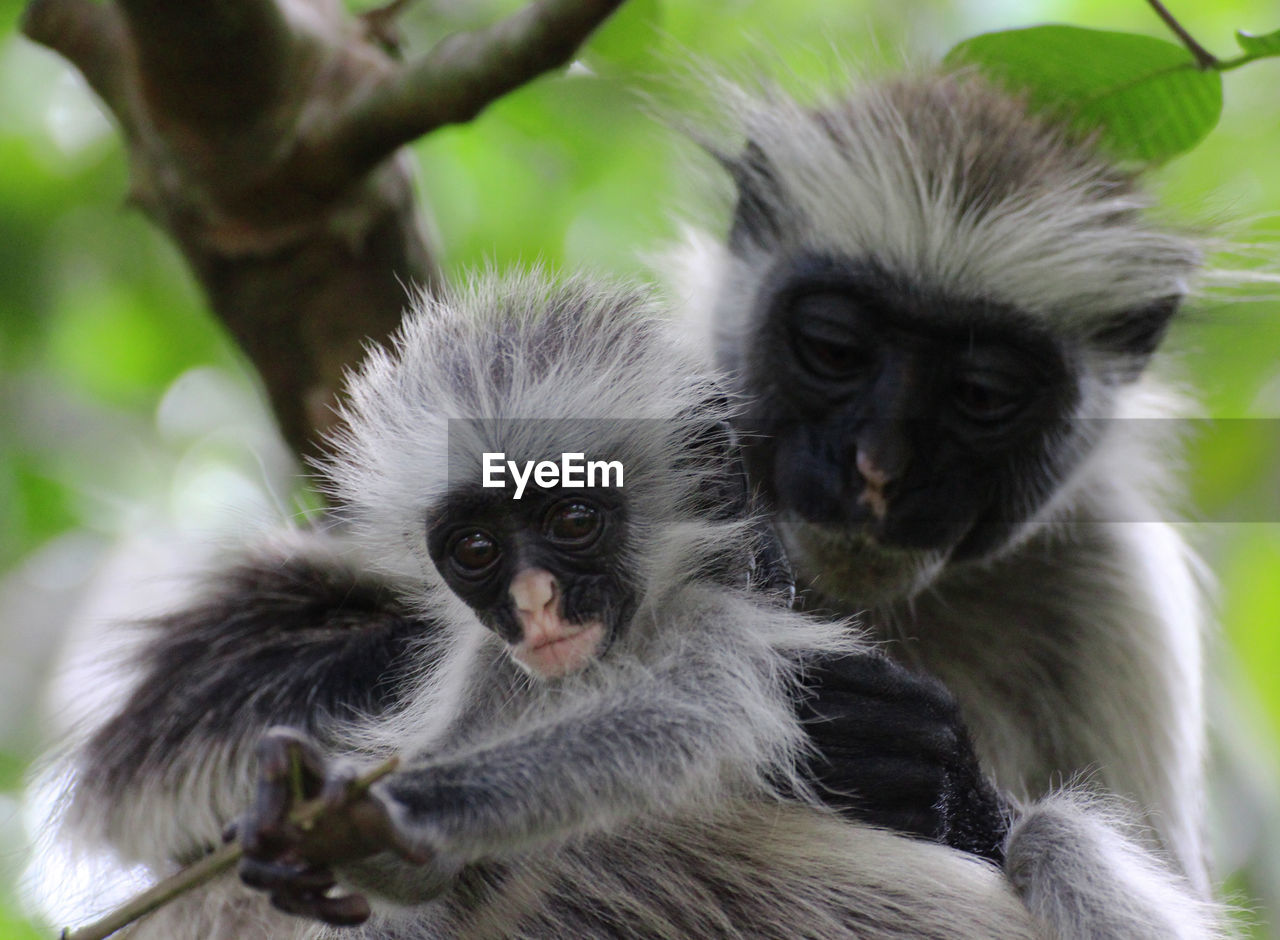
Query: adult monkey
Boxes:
[{"xmin": 674, "ymin": 71, "xmax": 1226, "ymax": 937}]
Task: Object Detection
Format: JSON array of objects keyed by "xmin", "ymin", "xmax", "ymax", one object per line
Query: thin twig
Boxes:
[
  {"xmin": 363, "ymin": 0, "xmax": 420, "ymax": 48},
  {"xmin": 1144, "ymin": 0, "xmax": 1219, "ymax": 69},
  {"xmin": 61, "ymin": 756, "xmax": 400, "ymax": 940},
  {"xmin": 301, "ymin": 0, "xmax": 626, "ymax": 191}
]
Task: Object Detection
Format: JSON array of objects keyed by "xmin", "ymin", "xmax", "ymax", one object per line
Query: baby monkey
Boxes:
[{"xmin": 226, "ymin": 271, "xmax": 1027, "ymax": 938}]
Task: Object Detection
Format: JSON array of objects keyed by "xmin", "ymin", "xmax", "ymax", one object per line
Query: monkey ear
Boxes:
[
  {"xmin": 1087, "ymin": 295, "xmax": 1182, "ymax": 377},
  {"xmin": 719, "ymin": 140, "xmax": 789, "ymax": 254}
]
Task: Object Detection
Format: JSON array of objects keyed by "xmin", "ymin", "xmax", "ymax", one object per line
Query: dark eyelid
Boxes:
[
  {"xmin": 790, "ymin": 291, "xmax": 862, "ymax": 331},
  {"xmin": 793, "ymin": 316, "xmax": 862, "ymax": 346},
  {"xmin": 956, "ymin": 368, "xmax": 1028, "ymax": 393}
]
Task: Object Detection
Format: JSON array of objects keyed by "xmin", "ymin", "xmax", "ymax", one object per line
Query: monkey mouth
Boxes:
[
  {"xmin": 777, "ymin": 518, "xmax": 946, "ymax": 605},
  {"xmin": 511, "ymin": 620, "xmax": 606, "ymax": 679}
]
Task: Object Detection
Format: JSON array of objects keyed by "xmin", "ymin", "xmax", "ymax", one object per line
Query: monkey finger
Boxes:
[
  {"xmin": 809, "ymin": 751, "xmax": 947, "ymax": 791},
  {"xmin": 802, "ymin": 707, "xmax": 960, "ymax": 759},
  {"xmin": 238, "ymin": 777, "xmax": 293, "ymax": 856},
  {"xmin": 260, "ymin": 727, "xmax": 328, "ymax": 790},
  {"xmin": 240, "ymin": 857, "xmax": 336, "ymax": 892},
  {"xmin": 807, "ymin": 755, "xmax": 948, "ymax": 828},
  {"xmin": 317, "ymin": 763, "xmax": 359, "ymax": 812},
  {"xmin": 806, "ymin": 654, "xmax": 957, "ymax": 715},
  {"xmin": 241, "ymin": 736, "xmax": 307, "ymax": 854},
  {"xmin": 270, "ymin": 887, "xmax": 373, "ymax": 926},
  {"xmin": 860, "ymin": 806, "xmax": 945, "ymax": 842},
  {"xmin": 256, "ymin": 728, "xmax": 301, "ymax": 782}
]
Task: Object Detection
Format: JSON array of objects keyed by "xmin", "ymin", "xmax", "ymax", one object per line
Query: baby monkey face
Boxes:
[{"xmin": 429, "ymin": 488, "xmax": 633, "ymax": 679}]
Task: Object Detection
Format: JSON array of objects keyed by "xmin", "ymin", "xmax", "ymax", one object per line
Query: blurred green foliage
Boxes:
[{"xmin": 2, "ymin": 0, "xmax": 1279, "ymax": 935}]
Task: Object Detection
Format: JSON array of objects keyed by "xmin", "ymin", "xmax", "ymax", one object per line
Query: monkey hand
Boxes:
[
  {"xmin": 234, "ymin": 727, "xmax": 431, "ymax": 925},
  {"xmin": 795, "ymin": 653, "xmax": 1009, "ymax": 863}
]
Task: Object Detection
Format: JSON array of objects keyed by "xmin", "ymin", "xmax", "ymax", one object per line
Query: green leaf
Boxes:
[
  {"xmin": 946, "ymin": 25, "xmax": 1222, "ymax": 164},
  {"xmin": 1235, "ymin": 28, "xmax": 1280, "ymax": 58}
]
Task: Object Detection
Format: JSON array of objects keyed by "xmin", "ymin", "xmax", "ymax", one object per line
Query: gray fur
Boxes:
[
  {"xmin": 671, "ymin": 72, "xmax": 1229, "ymax": 938},
  {"xmin": 54, "ymin": 270, "xmax": 1039, "ymax": 938}
]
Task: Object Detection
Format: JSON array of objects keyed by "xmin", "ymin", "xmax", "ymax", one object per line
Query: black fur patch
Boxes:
[{"xmin": 86, "ymin": 550, "xmax": 430, "ymax": 801}]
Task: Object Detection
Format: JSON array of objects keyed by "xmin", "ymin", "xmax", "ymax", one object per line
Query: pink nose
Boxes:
[
  {"xmin": 856, "ymin": 450, "xmax": 892, "ymax": 520},
  {"xmin": 510, "ymin": 569, "xmax": 558, "ymax": 616},
  {"xmin": 857, "ymin": 449, "xmax": 892, "ymax": 491}
]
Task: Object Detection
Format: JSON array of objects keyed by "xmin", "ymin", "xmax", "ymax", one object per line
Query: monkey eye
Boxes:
[
  {"xmin": 449, "ymin": 530, "xmax": 501, "ymax": 576},
  {"xmin": 788, "ymin": 294, "xmax": 873, "ymax": 381},
  {"xmin": 951, "ymin": 372, "xmax": 1028, "ymax": 425},
  {"xmin": 545, "ymin": 501, "xmax": 602, "ymax": 546},
  {"xmin": 795, "ymin": 336, "xmax": 871, "ymax": 380}
]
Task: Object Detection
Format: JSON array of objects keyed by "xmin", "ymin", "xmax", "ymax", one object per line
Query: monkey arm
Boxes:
[
  {"xmin": 386, "ymin": 648, "xmax": 792, "ymax": 855},
  {"xmin": 796, "ymin": 652, "xmax": 1009, "ymax": 861},
  {"xmin": 237, "ymin": 616, "xmax": 806, "ymax": 910},
  {"xmin": 1005, "ymin": 791, "xmax": 1226, "ymax": 940},
  {"xmin": 69, "ymin": 532, "xmax": 428, "ymax": 866}
]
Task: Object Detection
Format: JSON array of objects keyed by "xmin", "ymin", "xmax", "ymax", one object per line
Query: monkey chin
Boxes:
[
  {"xmin": 511, "ymin": 621, "xmax": 606, "ymax": 680},
  {"xmin": 778, "ymin": 520, "xmax": 946, "ymax": 608}
]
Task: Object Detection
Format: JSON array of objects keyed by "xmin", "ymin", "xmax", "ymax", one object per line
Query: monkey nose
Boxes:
[
  {"xmin": 510, "ymin": 568, "xmax": 559, "ymax": 616},
  {"xmin": 856, "ymin": 450, "xmax": 892, "ymax": 491},
  {"xmin": 855, "ymin": 450, "xmax": 892, "ymax": 520}
]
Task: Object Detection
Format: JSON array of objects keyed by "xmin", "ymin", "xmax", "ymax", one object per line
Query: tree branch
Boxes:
[
  {"xmin": 361, "ymin": 0, "xmax": 419, "ymax": 53},
  {"xmin": 111, "ymin": 0, "xmax": 295, "ymax": 127},
  {"xmin": 302, "ymin": 0, "xmax": 624, "ymax": 190},
  {"xmin": 21, "ymin": 0, "xmax": 131, "ymax": 118},
  {"xmin": 18, "ymin": 0, "xmax": 624, "ymax": 458}
]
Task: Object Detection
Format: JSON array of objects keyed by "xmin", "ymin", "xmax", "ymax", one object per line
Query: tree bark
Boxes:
[{"xmin": 22, "ymin": 0, "xmax": 624, "ymax": 459}]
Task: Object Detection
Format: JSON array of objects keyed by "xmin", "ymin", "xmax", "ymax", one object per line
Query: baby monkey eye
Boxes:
[
  {"xmin": 451, "ymin": 531, "xmax": 501, "ymax": 574},
  {"xmin": 546, "ymin": 501, "xmax": 601, "ymax": 545}
]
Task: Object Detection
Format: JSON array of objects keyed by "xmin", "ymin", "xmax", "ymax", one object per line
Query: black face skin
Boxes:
[
  {"xmin": 426, "ymin": 486, "xmax": 636, "ymax": 653},
  {"xmin": 739, "ymin": 255, "xmax": 1086, "ymax": 564}
]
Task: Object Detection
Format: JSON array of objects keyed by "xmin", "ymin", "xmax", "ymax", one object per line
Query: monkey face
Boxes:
[
  {"xmin": 737, "ymin": 256, "xmax": 1087, "ymax": 598},
  {"xmin": 427, "ymin": 489, "xmax": 636, "ymax": 679}
]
